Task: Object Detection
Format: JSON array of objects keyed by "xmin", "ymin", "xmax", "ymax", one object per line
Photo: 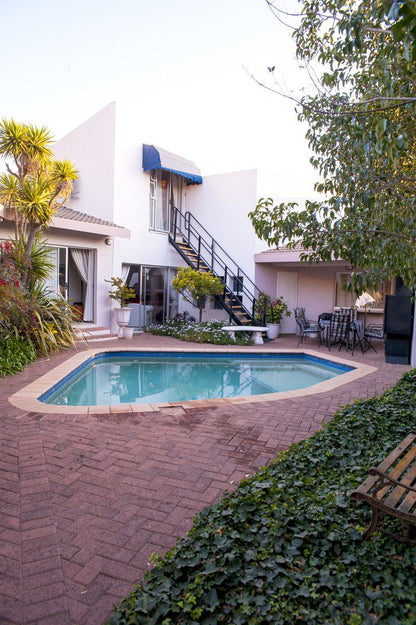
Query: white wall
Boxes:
[
  {"xmin": 54, "ymin": 102, "xmax": 116, "ymax": 223},
  {"xmin": 52, "ymin": 101, "xmax": 322, "ymax": 330},
  {"xmin": 187, "ymin": 169, "xmax": 259, "ymax": 283},
  {"xmin": 111, "ymin": 101, "xmax": 188, "ymax": 275}
]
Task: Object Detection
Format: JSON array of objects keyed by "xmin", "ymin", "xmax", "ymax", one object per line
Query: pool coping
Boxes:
[{"xmin": 9, "ymin": 346, "xmax": 377, "ymax": 415}]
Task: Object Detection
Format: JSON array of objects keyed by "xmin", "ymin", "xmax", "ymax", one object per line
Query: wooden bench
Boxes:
[
  {"xmin": 350, "ymin": 433, "xmax": 416, "ymax": 544},
  {"xmin": 222, "ymin": 325, "xmax": 267, "ymax": 345}
]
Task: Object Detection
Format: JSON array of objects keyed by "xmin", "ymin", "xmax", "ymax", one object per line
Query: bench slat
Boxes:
[
  {"xmin": 377, "ymin": 433, "xmax": 416, "ymax": 472},
  {"xmin": 350, "ymin": 433, "xmax": 416, "ymax": 543},
  {"xmin": 398, "ymin": 489, "xmax": 416, "ymax": 515},
  {"xmin": 377, "ymin": 446, "xmax": 416, "ymax": 505},
  {"xmin": 353, "ymin": 433, "xmax": 416, "ymax": 497}
]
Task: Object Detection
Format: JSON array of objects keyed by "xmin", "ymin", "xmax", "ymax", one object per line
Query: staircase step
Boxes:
[
  {"xmin": 73, "ymin": 324, "xmax": 119, "ymax": 342},
  {"xmin": 73, "ymin": 323, "xmax": 110, "ymax": 336},
  {"xmin": 170, "ymin": 214, "xmax": 260, "ymax": 326},
  {"xmin": 75, "ymin": 333, "xmax": 119, "ymax": 343}
]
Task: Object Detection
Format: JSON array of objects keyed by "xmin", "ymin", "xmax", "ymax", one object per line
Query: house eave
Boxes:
[
  {"xmin": 51, "ymin": 216, "xmax": 130, "ymax": 238},
  {"xmin": 254, "ymin": 249, "xmax": 348, "ymax": 268}
]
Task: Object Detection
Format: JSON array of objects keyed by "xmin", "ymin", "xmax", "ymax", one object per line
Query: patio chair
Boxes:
[
  {"xmin": 327, "ymin": 312, "xmax": 350, "ymax": 351},
  {"xmin": 294, "ymin": 307, "xmax": 325, "ymax": 346},
  {"xmin": 362, "ymin": 324, "xmax": 385, "ymax": 353}
]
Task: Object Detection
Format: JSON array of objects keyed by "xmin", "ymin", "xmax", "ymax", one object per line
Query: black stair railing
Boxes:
[{"xmin": 169, "ymin": 208, "xmax": 262, "ymax": 324}]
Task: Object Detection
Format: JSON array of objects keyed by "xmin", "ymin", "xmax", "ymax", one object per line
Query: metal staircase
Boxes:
[{"xmin": 169, "ymin": 208, "xmax": 262, "ymax": 325}]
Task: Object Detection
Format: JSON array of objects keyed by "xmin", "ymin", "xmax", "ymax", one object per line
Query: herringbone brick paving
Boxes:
[{"xmin": 0, "ymin": 333, "xmax": 411, "ymax": 625}]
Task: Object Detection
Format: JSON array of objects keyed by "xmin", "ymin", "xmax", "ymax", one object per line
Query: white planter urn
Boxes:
[
  {"xmin": 113, "ymin": 307, "xmax": 132, "ymax": 338},
  {"xmin": 266, "ymin": 322, "xmax": 280, "ymax": 340}
]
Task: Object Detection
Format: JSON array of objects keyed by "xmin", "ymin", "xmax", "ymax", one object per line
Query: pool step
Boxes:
[{"xmin": 73, "ymin": 323, "xmax": 118, "ymax": 342}]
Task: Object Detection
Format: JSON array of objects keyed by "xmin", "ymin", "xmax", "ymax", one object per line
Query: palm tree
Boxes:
[{"xmin": 0, "ymin": 118, "xmax": 78, "ymax": 280}]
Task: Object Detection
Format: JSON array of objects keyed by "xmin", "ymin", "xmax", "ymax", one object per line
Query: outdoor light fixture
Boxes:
[
  {"xmin": 355, "ymin": 292, "xmax": 375, "ymax": 308},
  {"xmin": 105, "ymin": 237, "xmax": 112, "ymax": 246},
  {"xmin": 355, "ymin": 292, "xmax": 375, "ymax": 328}
]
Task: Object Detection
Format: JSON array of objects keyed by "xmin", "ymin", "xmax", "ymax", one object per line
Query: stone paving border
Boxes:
[{"xmin": 0, "ymin": 333, "xmax": 412, "ymax": 625}]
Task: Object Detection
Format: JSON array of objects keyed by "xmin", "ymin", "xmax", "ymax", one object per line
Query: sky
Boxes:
[{"xmin": 1, "ymin": 0, "xmax": 316, "ymax": 191}]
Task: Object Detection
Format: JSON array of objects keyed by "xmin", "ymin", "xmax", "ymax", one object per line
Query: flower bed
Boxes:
[
  {"xmin": 107, "ymin": 369, "xmax": 416, "ymax": 625},
  {"xmin": 145, "ymin": 318, "xmax": 253, "ymax": 345}
]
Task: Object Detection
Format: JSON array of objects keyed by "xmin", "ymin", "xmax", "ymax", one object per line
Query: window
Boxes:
[
  {"xmin": 335, "ymin": 273, "xmax": 394, "ymax": 310},
  {"xmin": 149, "ymin": 170, "xmax": 183, "ymax": 232}
]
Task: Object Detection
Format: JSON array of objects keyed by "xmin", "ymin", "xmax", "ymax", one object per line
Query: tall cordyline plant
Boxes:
[{"xmin": 0, "ymin": 118, "xmax": 78, "ymax": 285}]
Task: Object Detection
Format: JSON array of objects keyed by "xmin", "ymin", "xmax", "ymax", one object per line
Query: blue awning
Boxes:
[{"xmin": 142, "ymin": 144, "xmax": 203, "ymax": 185}]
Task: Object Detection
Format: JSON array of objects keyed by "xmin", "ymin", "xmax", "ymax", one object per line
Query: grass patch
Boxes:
[
  {"xmin": 145, "ymin": 318, "xmax": 254, "ymax": 345},
  {"xmin": 107, "ymin": 369, "xmax": 416, "ymax": 625}
]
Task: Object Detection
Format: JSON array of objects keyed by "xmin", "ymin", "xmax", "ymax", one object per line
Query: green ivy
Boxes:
[{"xmin": 107, "ymin": 369, "xmax": 416, "ymax": 625}]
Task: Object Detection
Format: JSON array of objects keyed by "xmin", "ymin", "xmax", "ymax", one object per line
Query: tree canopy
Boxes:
[
  {"xmin": 250, "ymin": 0, "xmax": 416, "ymax": 294},
  {"xmin": 0, "ymin": 118, "xmax": 78, "ymax": 278},
  {"xmin": 172, "ymin": 267, "xmax": 224, "ymax": 322}
]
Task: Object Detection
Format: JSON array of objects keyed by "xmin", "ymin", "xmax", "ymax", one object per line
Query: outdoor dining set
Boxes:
[{"xmin": 294, "ymin": 306, "xmax": 385, "ymax": 354}]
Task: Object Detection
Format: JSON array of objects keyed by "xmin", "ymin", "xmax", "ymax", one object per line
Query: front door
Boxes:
[{"xmin": 276, "ymin": 271, "xmax": 299, "ymax": 333}]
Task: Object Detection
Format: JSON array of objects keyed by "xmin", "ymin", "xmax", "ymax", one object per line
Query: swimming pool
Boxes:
[{"xmin": 39, "ymin": 351, "xmax": 354, "ymax": 407}]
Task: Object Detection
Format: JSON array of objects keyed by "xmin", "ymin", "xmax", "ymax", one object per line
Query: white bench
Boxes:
[{"xmin": 222, "ymin": 325, "xmax": 267, "ymax": 345}]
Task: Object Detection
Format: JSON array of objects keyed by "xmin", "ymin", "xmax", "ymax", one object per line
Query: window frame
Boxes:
[{"xmin": 149, "ymin": 170, "xmax": 183, "ymax": 233}]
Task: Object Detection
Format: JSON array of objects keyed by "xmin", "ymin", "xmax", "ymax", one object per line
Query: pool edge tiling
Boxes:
[{"xmin": 8, "ymin": 346, "xmax": 377, "ymax": 415}]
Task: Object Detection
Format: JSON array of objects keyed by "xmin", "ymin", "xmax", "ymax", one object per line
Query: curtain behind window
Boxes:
[{"xmin": 70, "ymin": 249, "xmax": 94, "ymax": 321}]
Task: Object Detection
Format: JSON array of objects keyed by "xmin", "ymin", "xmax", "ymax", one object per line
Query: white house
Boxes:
[
  {"xmin": 2, "ymin": 100, "xmax": 411, "ymax": 362},
  {"xmin": 49, "ymin": 101, "xmax": 298, "ymax": 331}
]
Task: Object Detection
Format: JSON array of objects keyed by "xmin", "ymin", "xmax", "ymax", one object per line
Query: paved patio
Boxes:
[{"xmin": 0, "ymin": 333, "xmax": 411, "ymax": 625}]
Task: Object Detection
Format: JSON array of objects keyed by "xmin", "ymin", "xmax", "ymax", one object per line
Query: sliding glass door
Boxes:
[
  {"xmin": 45, "ymin": 247, "xmax": 68, "ymax": 299},
  {"xmin": 45, "ymin": 246, "xmax": 95, "ymax": 321},
  {"xmin": 126, "ymin": 264, "xmax": 178, "ymax": 327}
]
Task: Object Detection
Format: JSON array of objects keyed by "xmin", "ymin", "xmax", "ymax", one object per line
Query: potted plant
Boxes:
[
  {"xmin": 265, "ymin": 296, "xmax": 291, "ymax": 339},
  {"xmin": 106, "ymin": 277, "xmax": 136, "ymax": 337},
  {"xmin": 254, "ymin": 292, "xmax": 271, "ymax": 326}
]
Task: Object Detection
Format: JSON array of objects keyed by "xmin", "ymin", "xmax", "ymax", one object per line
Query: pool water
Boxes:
[{"xmin": 39, "ymin": 352, "xmax": 353, "ymax": 407}]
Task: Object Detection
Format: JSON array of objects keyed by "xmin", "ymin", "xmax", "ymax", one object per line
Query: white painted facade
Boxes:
[
  {"xmin": 1, "ymin": 100, "xmax": 412, "ymax": 364},
  {"xmin": 52, "ymin": 101, "xmax": 288, "ymax": 330}
]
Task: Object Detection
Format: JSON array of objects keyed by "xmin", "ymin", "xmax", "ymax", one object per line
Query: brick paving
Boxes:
[{"xmin": 0, "ymin": 333, "xmax": 411, "ymax": 625}]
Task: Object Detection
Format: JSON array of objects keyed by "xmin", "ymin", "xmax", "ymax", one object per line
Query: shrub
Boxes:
[
  {"xmin": 106, "ymin": 276, "xmax": 136, "ymax": 308},
  {"xmin": 0, "ymin": 238, "xmax": 76, "ymax": 356},
  {"xmin": 107, "ymin": 369, "xmax": 416, "ymax": 625},
  {"xmin": 146, "ymin": 318, "xmax": 253, "ymax": 345},
  {"xmin": 0, "ymin": 335, "xmax": 36, "ymax": 377},
  {"xmin": 172, "ymin": 268, "xmax": 224, "ymax": 322}
]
